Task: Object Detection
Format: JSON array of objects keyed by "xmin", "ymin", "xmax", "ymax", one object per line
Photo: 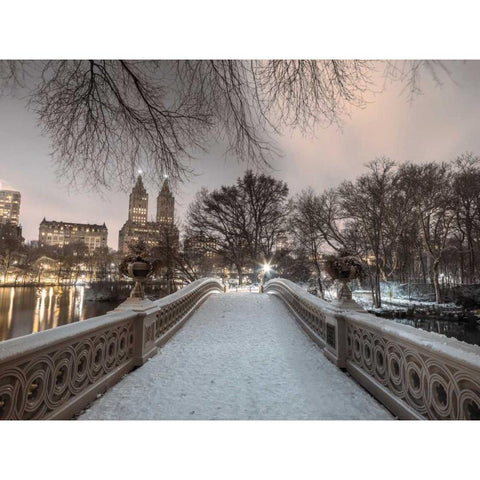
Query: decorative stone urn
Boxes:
[
  {"xmin": 126, "ymin": 256, "xmax": 153, "ymax": 299},
  {"xmin": 324, "ymin": 252, "xmax": 365, "ymax": 311}
]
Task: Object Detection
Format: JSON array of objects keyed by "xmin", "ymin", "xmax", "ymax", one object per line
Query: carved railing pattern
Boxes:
[
  {"xmin": 347, "ymin": 323, "xmax": 480, "ymax": 420},
  {"xmin": 265, "ymin": 278, "xmax": 480, "ymax": 420},
  {"xmin": 151, "ymin": 282, "xmax": 222, "ymax": 345},
  {"xmin": 0, "ymin": 278, "xmax": 223, "ymax": 420},
  {"xmin": 264, "ymin": 281, "xmax": 327, "ymax": 342},
  {"xmin": 0, "ymin": 320, "xmax": 135, "ymax": 420}
]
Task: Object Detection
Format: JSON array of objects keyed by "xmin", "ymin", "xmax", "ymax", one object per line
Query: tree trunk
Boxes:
[
  {"xmin": 236, "ymin": 265, "xmax": 242, "ymax": 285},
  {"xmin": 432, "ymin": 260, "xmax": 443, "ymax": 304},
  {"xmin": 374, "ymin": 276, "xmax": 381, "ymax": 308},
  {"xmin": 369, "ymin": 269, "xmax": 381, "ymax": 309},
  {"xmin": 419, "ymin": 251, "xmax": 427, "ymax": 283},
  {"xmin": 459, "ymin": 244, "xmax": 465, "ymax": 284},
  {"xmin": 371, "ymin": 264, "xmax": 382, "ymax": 308},
  {"xmin": 313, "ymin": 260, "xmax": 324, "ymax": 299},
  {"xmin": 465, "ymin": 215, "xmax": 475, "ymax": 283},
  {"xmin": 316, "ymin": 277, "xmax": 324, "ymax": 299}
]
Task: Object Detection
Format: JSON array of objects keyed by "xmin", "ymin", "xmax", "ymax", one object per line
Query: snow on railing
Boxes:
[
  {"xmin": 0, "ymin": 277, "xmax": 223, "ymax": 420},
  {"xmin": 264, "ymin": 278, "xmax": 480, "ymax": 420}
]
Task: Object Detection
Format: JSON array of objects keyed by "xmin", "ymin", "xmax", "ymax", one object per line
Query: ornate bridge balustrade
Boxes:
[
  {"xmin": 264, "ymin": 278, "xmax": 480, "ymax": 420},
  {"xmin": 0, "ymin": 278, "xmax": 223, "ymax": 420}
]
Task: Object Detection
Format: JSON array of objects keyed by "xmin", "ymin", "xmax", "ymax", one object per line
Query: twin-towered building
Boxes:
[{"xmin": 118, "ymin": 175, "xmax": 179, "ymax": 253}]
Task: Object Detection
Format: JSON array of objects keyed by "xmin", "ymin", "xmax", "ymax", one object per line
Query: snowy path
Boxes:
[{"xmin": 79, "ymin": 292, "xmax": 394, "ymax": 420}]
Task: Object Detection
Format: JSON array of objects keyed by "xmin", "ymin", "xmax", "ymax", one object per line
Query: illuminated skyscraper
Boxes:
[
  {"xmin": 128, "ymin": 175, "xmax": 148, "ymax": 225},
  {"xmin": 156, "ymin": 179, "xmax": 174, "ymax": 224},
  {"xmin": 0, "ymin": 190, "xmax": 21, "ymax": 225}
]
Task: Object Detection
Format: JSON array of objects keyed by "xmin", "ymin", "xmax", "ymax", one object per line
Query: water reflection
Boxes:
[
  {"xmin": 0, "ymin": 286, "xmax": 117, "ymax": 341},
  {"xmin": 7, "ymin": 287, "xmax": 14, "ymax": 331},
  {"xmin": 393, "ymin": 317, "xmax": 480, "ymax": 347}
]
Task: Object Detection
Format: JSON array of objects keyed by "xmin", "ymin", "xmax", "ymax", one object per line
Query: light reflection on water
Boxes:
[
  {"xmin": 7, "ymin": 287, "xmax": 14, "ymax": 332},
  {"xmin": 0, "ymin": 286, "xmax": 117, "ymax": 342}
]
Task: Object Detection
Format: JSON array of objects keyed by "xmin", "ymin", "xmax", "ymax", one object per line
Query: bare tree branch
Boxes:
[{"xmin": 0, "ymin": 60, "xmax": 450, "ymax": 189}]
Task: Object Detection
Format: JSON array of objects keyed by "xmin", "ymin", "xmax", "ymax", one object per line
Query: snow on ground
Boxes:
[
  {"xmin": 79, "ymin": 292, "xmax": 394, "ymax": 420},
  {"xmin": 352, "ymin": 292, "xmax": 461, "ymax": 312}
]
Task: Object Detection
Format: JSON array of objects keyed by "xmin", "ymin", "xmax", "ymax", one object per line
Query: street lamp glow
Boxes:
[{"xmin": 263, "ymin": 264, "xmax": 271, "ymax": 273}]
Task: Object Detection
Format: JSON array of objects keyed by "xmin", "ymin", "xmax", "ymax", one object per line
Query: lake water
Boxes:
[
  {"xmin": 392, "ymin": 317, "xmax": 480, "ymax": 347},
  {"xmin": 0, "ymin": 286, "xmax": 118, "ymax": 342},
  {"xmin": 353, "ymin": 292, "xmax": 480, "ymax": 347}
]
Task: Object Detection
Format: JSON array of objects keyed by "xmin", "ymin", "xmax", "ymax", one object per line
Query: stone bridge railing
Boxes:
[
  {"xmin": 0, "ymin": 278, "xmax": 223, "ymax": 420},
  {"xmin": 265, "ymin": 278, "xmax": 480, "ymax": 420}
]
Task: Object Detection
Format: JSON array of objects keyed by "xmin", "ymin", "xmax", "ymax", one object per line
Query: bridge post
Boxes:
[
  {"xmin": 323, "ymin": 315, "xmax": 347, "ymax": 369},
  {"xmin": 133, "ymin": 310, "xmax": 158, "ymax": 366},
  {"xmin": 114, "ymin": 298, "xmax": 158, "ymax": 366}
]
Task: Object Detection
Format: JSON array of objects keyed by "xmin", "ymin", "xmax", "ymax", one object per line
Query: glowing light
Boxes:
[
  {"xmin": 33, "ymin": 288, "xmax": 47, "ymax": 333},
  {"xmin": 263, "ymin": 264, "xmax": 271, "ymax": 273},
  {"xmin": 138, "ymin": 169, "xmax": 143, "ymax": 175},
  {"xmin": 7, "ymin": 287, "xmax": 15, "ymax": 331},
  {"xmin": 78, "ymin": 286, "xmax": 85, "ymax": 319},
  {"xmin": 47, "ymin": 287, "xmax": 54, "ymax": 328}
]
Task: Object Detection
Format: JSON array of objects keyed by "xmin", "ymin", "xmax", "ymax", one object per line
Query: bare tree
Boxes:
[
  {"xmin": 0, "ymin": 223, "xmax": 23, "ymax": 283},
  {"xmin": 238, "ymin": 170, "xmax": 290, "ymax": 261},
  {"xmin": 398, "ymin": 162, "xmax": 456, "ymax": 303},
  {"xmin": 289, "ymin": 189, "xmax": 327, "ymax": 298},
  {"xmin": 179, "ymin": 230, "xmax": 226, "ymax": 282},
  {"xmin": 451, "ymin": 153, "xmax": 480, "ymax": 283},
  {"xmin": 337, "ymin": 158, "xmax": 397, "ymax": 307},
  {"xmin": 186, "ymin": 187, "xmax": 249, "ymax": 280},
  {"xmin": 186, "ymin": 171, "xmax": 289, "ymax": 282},
  {"xmin": 0, "ymin": 60, "xmax": 448, "ymax": 189},
  {"xmin": 149, "ymin": 224, "xmax": 180, "ymax": 293}
]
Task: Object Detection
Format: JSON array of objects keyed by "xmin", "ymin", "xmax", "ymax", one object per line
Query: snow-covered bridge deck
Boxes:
[{"xmin": 79, "ymin": 292, "xmax": 394, "ymax": 420}]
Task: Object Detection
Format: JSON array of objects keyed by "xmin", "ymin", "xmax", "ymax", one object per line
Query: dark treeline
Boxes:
[
  {"xmin": 3, "ymin": 155, "xmax": 480, "ymax": 308},
  {"xmin": 0, "ymin": 237, "xmax": 117, "ymax": 285},
  {"xmin": 291, "ymin": 153, "xmax": 480, "ymax": 306},
  {"xmin": 184, "ymin": 155, "xmax": 480, "ymax": 307}
]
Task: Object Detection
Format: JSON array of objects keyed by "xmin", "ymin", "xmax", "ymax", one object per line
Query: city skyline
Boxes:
[{"xmin": 3, "ymin": 61, "xmax": 480, "ymax": 248}]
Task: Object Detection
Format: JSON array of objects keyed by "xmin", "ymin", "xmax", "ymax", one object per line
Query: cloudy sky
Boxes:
[{"xmin": 1, "ymin": 60, "xmax": 480, "ymax": 249}]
